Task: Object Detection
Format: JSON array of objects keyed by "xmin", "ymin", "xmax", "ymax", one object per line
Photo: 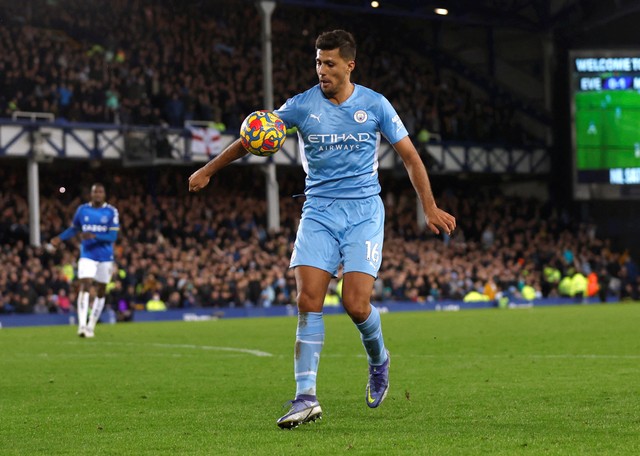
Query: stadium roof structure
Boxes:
[{"xmin": 275, "ymin": 0, "xmax": 640, "ymax": 35}]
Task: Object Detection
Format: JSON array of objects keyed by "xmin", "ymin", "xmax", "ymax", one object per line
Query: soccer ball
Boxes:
[{"xmin": 240, "ymin": 110, "xmax": 287, "ymax": 157}]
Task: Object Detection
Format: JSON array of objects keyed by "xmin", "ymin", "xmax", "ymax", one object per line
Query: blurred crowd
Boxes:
[
  {"xmin": 0, "ymin": 164, "xmax": 638, "ymax": 316},
  {"xmin": 0, "ymin": 0, "xmax": 533, "ymax": 145},
  {"xmin": 0, "ymin": 1, "xmax": 634, "ymax": 316}
]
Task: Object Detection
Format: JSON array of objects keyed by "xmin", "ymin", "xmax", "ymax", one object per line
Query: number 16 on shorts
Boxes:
[{"xmin": 365, "ymin": 240, "xmax": 381, "ymax": 270}]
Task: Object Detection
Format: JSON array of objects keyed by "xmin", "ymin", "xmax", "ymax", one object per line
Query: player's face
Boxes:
[
  {"xmin": 316, "ymin": 48, "xmax": 355, "ymax": 99},
  {"xmin": 90, "ymin": 185, "xmax": 106, "ymax": 205}
]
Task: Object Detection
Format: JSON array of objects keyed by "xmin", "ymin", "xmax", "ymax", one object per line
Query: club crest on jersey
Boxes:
[
  {"xmin": 354, "ymin": 110, "xmax": 368, "ymax": 123},
  {"xmin": 101, "ymin": 216, "xmax": 108, "ymax": 223}
]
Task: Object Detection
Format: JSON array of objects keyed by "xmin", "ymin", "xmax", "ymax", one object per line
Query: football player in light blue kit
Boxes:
[
  {"xmin": 188, "ymin": 30, "xmax": 456, "ymax": 428},
  {"xmin": 49, "ymin": 183, "xmax": 120, "ymax": 338}
]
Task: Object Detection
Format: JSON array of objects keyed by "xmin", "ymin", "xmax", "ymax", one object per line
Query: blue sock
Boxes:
[
  {"xmin": 356, "ymin": 305, "xmax": 388, "ymax": 366},
  {"xmin": 294, "ymin": 312, "xmax": 324, "ymax": 398}
]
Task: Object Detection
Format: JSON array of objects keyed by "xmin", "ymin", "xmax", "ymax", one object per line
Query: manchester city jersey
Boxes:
[
  {"xmin": 275, "ymin": 84, "xmax": 408, "ymax": 198},
  {"xmin": 71, "ymin": 203, "xmax": 119, "ymax": 261}
]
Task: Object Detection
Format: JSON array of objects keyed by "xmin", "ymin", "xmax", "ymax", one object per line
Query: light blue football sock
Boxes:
[
  {"xmin": 356, "ymin": 305, "xmax": 388, "ymax": 366},
  {"xmin": 294, "ymin": 312, "xmax": 324, "ymax": 398}
]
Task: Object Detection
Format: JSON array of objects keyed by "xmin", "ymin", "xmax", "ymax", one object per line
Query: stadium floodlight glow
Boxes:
[
  {"xmin": 371, "ymin": 1, "xmax": 380, "ymax": 7},
  {"xmin": 434, "ymin": 7, "xmax": 448, "ymax": 15}
]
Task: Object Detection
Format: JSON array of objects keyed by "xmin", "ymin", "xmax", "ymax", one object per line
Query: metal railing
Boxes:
[{"xmin": 0, "ymin": 117, "xmax": 550, "ymax": 174}]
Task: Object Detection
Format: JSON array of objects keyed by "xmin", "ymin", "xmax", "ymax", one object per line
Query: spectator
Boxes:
[
  {"xmin": 56, "ymin": 289, "xmax": 72, "ymax": 313},
  {"xmin": 146, "ymin": 292, "xmax": 167, "ymax": 311}
]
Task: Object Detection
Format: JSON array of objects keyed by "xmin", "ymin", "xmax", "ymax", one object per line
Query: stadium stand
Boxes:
[
  {"xmin": 0, "ymin": 163, "xmax": 637, "ymax": 315},
  {"xmin": 0, "ymin": 1, "xmax": 638, "ymax": 316},
  {"xmin": 0, "ymin": 0, "xmax": 535, "ymax": 144}
]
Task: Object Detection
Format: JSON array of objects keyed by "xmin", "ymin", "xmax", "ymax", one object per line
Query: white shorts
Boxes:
[{"xmin": 77, "ymin": 258, "xmax": 114, "ymax": 284}]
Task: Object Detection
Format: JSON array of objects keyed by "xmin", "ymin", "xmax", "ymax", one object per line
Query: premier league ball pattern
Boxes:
[{"xmin": 240, "ymin": 111, "xmax": 287, "ymax": 157}]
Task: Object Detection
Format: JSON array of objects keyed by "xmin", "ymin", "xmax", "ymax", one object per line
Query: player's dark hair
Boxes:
[{"xmin": 316, "ymin": 30, "xmax": 356, "ymax": 61}]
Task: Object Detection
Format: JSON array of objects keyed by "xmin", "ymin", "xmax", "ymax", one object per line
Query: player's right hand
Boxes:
[
  {"xmin": 46, "ymin": 237, "xmax": 61, "ymax": 252},
  {"xmin": 188, "ymin": 168, "xmax": 211, "ymax": 192}
]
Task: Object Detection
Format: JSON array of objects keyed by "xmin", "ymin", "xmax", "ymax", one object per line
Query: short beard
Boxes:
[{"xmin": 320, "ymin": 85, "xmax": 337, "ymax": 99}]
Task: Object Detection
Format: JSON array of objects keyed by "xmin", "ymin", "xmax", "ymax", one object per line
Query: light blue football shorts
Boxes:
[{"xmin": 290, "ymin": 195, "xmax": 385, "ymax": 278}]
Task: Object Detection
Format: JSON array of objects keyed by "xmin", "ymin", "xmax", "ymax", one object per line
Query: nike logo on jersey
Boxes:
[{"xmin": 309, "ymin": 113, "xmax": 322, "ymax": 123}]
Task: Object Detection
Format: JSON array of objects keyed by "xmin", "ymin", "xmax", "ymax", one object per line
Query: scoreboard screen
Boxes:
[{"xmin": 570, "ymin": 50, "xmax": 640, "ymax": 197}]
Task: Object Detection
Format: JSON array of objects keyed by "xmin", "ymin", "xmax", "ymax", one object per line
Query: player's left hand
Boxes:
[
  {"xmin": 424, "ymin": 206, "xmax": 456, "ymax": 236},
  {"xmin": 188, "ymin": 168, "xmax": 211, "ymax": 192},
  {"xmin": 80, "ymin": 232, "xmax": 96, "ymax": 240}
]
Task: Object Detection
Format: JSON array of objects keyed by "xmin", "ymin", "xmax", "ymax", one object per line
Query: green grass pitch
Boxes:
[
  {"xmin": 1, "ymin": 304, "xmax": 639, "ymax": 455},
  {"xmin": 575, "ymin": 90, "xmax": 640, "ymax": 169}
]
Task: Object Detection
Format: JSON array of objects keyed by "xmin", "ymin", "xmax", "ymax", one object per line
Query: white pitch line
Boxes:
[
  {"xmin": 397, "ymin": 353, "xmax": 640, "ymax": 360},
  {"xmin": 58, "ymin": 343, "xmax": 638, "ymax": 360},
  {"xmin": 528, "ymin": 354, "xmax": 640, "ymax": 360},
  {"xmin": 66, "ymin": 341, "xmax": 273, "ymax": 357},
  {"xmin": 306, "ymin": 353, "xmax": 640, "ymax": 360},
  {"xmin": 149, "ymin": 343, "xmax": 272, "ymax": 357}
]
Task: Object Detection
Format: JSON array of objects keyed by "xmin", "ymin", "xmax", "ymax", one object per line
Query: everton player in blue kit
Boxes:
[
  {"xmin": 49, "ymin": 183, "xmax": 120, "ymax": 338},
  {"xmin": 188, "ymin": 30, "xmax": 456, "ymax": 428}
]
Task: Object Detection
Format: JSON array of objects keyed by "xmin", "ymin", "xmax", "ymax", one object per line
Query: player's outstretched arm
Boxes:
[
  {"xmin": 392, "ymin": 136, "xmax": 456, "ymax": 236},
  {"xmin": 188, "ymin": 139, "xmax": 249, "ymax": 192},
  {"xmin": 46, "ymin": 226, "xmax": 79, "ymax": 252}
]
